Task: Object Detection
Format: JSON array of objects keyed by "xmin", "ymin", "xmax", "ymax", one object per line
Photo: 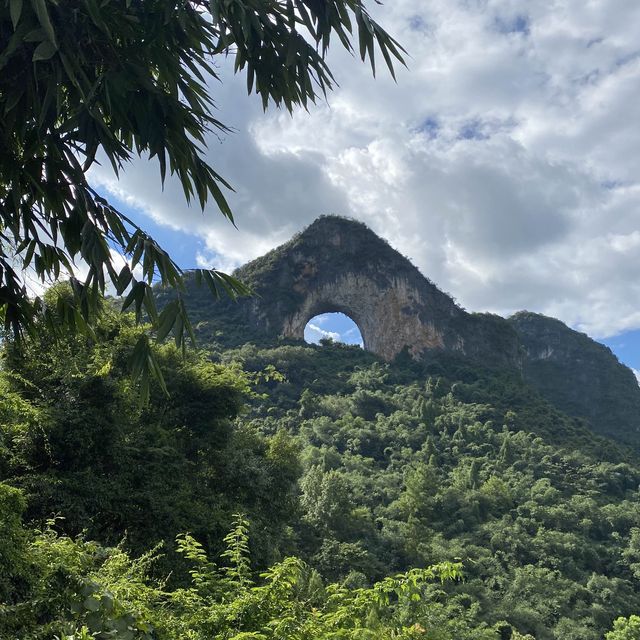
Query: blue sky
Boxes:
[
  {"xmin": 304, "ymin": 313, "xmax": 364, "ymax": 348},
  {"xmin": 601, "ymin": 331, "xmax": 640, "ymax": 376},
  {"xmin": 89, "ymin": 1, "xmax": 640, "ymax": 381}
]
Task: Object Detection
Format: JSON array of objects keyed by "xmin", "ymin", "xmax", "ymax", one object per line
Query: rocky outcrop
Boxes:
[
  {"xmin": 509, "ymin": 312, "xmax": 640, "ymax": 446},
  {"xmin": 234, "ymin": 216, "xmax": 521, "ymax": 368}
]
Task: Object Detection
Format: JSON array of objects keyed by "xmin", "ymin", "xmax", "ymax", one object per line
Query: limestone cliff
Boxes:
[{"xmin": 175, "ymin": 215, "xmax": 640, "ymax": 448}]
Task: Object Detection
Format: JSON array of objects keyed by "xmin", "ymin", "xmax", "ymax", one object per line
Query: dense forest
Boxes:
[{"xmin": 2, "ymin": 292, "xmax": 640, "ymax": 639}]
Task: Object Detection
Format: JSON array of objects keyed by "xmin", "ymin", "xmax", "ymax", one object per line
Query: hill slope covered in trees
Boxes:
[{"xmin": 2, "ymin": 294, "xmax": 640, "ymax": 638}]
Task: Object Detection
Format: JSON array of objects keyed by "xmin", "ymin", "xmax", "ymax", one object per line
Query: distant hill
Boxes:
[{"xmin": 510, "ymin": 311, "xmax": 640, "ymax": 447}]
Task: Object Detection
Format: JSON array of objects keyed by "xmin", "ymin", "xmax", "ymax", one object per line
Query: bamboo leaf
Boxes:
[
  {"xmin": 10, "ymin": 0, "xmax": 23, "ymax": 30},
  {"xmin": 32, "ymin": 40, "xmax": 57, "ymax": 62},
  {"xmin": 155, "ymin": 300, "xmax": 179, "ymax": 342},
  {"xmin": 30, "ymin": 0, "xmax": 57, "ymax": 47}
]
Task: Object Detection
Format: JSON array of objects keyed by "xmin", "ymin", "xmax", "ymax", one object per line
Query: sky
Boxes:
[
  {"xmin": 304, "ymin": 313, "xmax": 364, "ymax": 348},
  {"xmin": 88, "ymin": 0, "xmax": 640, "ymax": 377}
]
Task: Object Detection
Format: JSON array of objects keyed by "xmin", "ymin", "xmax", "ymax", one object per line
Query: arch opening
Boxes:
[{"xmin": 304, "ymin": 312, "xmax": 363, "ymax": 348}]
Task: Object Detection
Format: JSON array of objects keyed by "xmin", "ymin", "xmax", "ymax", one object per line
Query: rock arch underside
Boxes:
[{"xmin": 233, "ymin": 216, "xmax": 522, "ymax": 368}]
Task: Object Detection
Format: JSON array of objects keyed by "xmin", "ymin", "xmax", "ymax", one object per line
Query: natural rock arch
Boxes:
[
  {"xmin": 281, "ymin": 273, "xmax": 444, "ymax": 359},
  {"xmin": 233, "ymin": 216, "xmax": 521, "ymax": 367}
]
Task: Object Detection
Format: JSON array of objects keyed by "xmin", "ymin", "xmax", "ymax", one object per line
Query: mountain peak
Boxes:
[
  {"xmin": 230, "ymin": 216, "xmax": 521, "ymax": 366},
  {"xmin": 178, "ymin": 216, "xmax": 640, "ymax": 448}
]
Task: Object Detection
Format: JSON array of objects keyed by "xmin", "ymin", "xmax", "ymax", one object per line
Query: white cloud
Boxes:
[
  {"xmin": 89, "ymin": 0, "xmax": 640, "ymax": 339},
  {"xmin": 633, "ymin": 369, "xmax": 640, "ymax": 386},
  {"xmin": 305, "ymin": 323, "xmax": 341, "ymax": 343}
]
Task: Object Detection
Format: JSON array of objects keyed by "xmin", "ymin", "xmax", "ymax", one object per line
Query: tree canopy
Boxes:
[
  {"xmin": 0, "ymin": 0, "xmax": 404, "ymax": 363},
  {"xmin": 3, "ymin": 315, "xmax": 640, "ymax": 637}
]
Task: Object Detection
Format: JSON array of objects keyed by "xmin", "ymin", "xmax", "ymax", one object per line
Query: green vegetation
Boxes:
[
  {"xmin": 0, "ymin": 298, "xmax": 299, "ymax": 580},
  {"xmin": 2, "ymin": 299, "xmax": 640, "ymax": 638},
  {"xmin": 1, "ymin": 504, "xmax": 490, "ymax": 639},
  {"xmin": 224, "ymin": 342, "xmax": 640, "ymax": 638}
]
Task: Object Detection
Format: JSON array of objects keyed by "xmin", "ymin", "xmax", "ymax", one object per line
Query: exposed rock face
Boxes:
[
  {"xmin": 509, "ymin": 312, "xmax": 640, "ymax": 446},
  {"xmin": 234, "ymin": 216, "xmax": 522, "ymax": 368},
  {"xmin": 281, "ymin": 272, "xmax": 446, "ymax": 360}
]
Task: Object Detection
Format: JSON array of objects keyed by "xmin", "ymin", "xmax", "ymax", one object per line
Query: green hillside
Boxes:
[
  {"xmin": 2, "ymin": 298, "xmax": 640, "ymax": 639},
  {"xmin": 510, "ymin": 312, "xmax": 640, "ymax": 447}
]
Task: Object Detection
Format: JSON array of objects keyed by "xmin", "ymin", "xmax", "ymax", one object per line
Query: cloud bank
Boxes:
[{"xmin": 90, "ymin": 0, "xmax": 640, "ymax": 339}]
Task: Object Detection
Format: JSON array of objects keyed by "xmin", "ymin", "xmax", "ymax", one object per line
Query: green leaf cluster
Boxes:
[
  {"xmin": 0, "ymin": 306, "xmax": 300, "ymax": 577},
  {"xmin": 1, "ymin": 499, "xmax": 493, "ymax": 639}
]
